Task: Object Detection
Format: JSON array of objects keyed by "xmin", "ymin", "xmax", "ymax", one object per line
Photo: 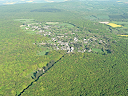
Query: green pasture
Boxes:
[
  {"xmin": 26, "ymin": 71, "xmax": 35, "ymax": 79},
  {"xmin": 47, "ymin": 40, "xmax": 53, "ymax": 44},
  {"xmin": 14, "ymin": 19, "xmax": 35, "ymax": 23},
  {"xmin": 36, "ymin": 50, "xmax": 49, "ymax": 56},
  {"xmin": 58, "ymin": 23, "xmax": 74, "ymax": 28},
  {"xmin": 92, "ymin": 48, "xmax": 102, "ymax": 53},
  {"xmin": 111, "ymin": 21, "xmax": 128, "ymax": 28},
  {"xmin": 45, "ymin": 29, "xmax": 51, "ymax": 32},
  {"xmin": 20, "ymin": 26, "xmax": 26, "ymax": 30},
  {"xmin": 26, "ymin": 30, "xmax": 36, "ymax": 35}
]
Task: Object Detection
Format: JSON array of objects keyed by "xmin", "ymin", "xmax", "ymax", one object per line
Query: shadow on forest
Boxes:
[
  {"xmin": 45, "ymin": 52, "xmax": 49, "ymax": 55},
  {"xmin": 30, "ymin": 8, "xmax": 62, "ymax": 12}
]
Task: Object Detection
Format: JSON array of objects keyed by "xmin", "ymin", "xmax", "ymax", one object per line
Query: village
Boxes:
[{"xmin": 20, "ymin": 21, "xmax": 110, "ymax": 54}]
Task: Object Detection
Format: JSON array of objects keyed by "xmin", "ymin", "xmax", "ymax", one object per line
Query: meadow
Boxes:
[
  {"xmin": 14, "ymin": 19, "xmax": 35, "ymax": 23},
  {"xmin": 92, "ymin": 48, "xmax": 102, "ymax": 53},
  {"xmin": 111, "ymin": 21, "xmax": 128, "ymax": 28}
]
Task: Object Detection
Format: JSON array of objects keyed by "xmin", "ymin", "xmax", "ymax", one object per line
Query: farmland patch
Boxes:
[
  {"xmin": 46, "ymin": 22, "xmax": 59, "ymax": 25},
  {"xmin": 58, "ymin": 23, "xmax": 74, "ymax": 28},
  {"xmin": 14, "ymin": 19, "xmax": 35, "ymax": 23},
  {"xmin": 107, "ymin": 23, "xmax": 122, "ymax": 28},
  {"xmin": 36, "ymin": 50, "xmax": 50, "ymax": 56},
  {"xmin": 119, "ymin": 35, "xmax": 128, "ymax": 37},
  {"xmin": 26, "ymin": 30, "xmax": 37, "ymax": 35},
  {"xmin": 92, "ymin": 48, "xmax": 102, "ymax": 53},
  {"xmin": 111, "ymin": 21, "xmax": 128, "ymax": 28}
]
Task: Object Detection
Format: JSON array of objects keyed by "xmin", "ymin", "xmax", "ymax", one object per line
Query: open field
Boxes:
[
  {"xmin": 107, "ymin": 23, "xmax": 122, "ymax": 27},
  {"xmin": 14, "ymin": 19, "xmax": 35, "ymax": 23},
  {"xmin": 92, "ymin": 48, "xmax": 102, "ymax": 53},
  {"xmin": 46, "ymin": 22, "xmax": 59, "ymax": 25},
  {"xmin": 119, "ymin": 35, "xmax": 128, "ymax": 37},
  {"xmin": 58, "ymin": 23, "xmax": 74, "ymax": 28},
  {"xmin": 111, "ymin": 21, "xmax": 128, "ymax": 28},
  {"xmin": 36, "ymin": 50, "xmax": 50, "ymax": 56},
  {"xmin": 26, "ymin": 31, "xmax": 36, "ymax": 35}
]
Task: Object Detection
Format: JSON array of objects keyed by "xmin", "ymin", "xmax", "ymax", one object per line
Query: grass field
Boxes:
[
  {"xmin": 46, "ymin": 22, "xmax": 59, "ymax": 25},
  {"xmin": 92, "ymin": 48, "xmax": 102, "ymax": 53},
  {"xmin": 14, "ymin": 19, "xmax": 35, "ymax": 23},
  {"xmin": 26, "ymin": 30, "xmax": 36, "ymax": 35},
  {"xmin": 36, "ymin": 50, "xmax": 50, "ymax": 56},
  {"xmin": 26, "ymin": 71, "xmax": 35, "ymax": 79},
  {"xmin": 58, "ymin": 23, "xmax": 74, "ymax": 28},
  {"xmin": 111, "ymin": 21, "xmax": 128, "ymax": 28},
  {"xmin": 20, "ymin": 26, "xmax": 26, "ymax": 29}
]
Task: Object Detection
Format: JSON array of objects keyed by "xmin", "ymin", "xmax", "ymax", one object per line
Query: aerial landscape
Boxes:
[{"xmin": 0, "ymin": 0, "xmax": 128, "ymax": 96}]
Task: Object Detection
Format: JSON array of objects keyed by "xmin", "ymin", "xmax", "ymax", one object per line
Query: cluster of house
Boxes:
[
  {"xmin": 21, "ymin": 22, "xmax": 108, "ymax": 53},
  {"xmin": 57, "ymin": 41, "xmax": 74, "ymax": 53},
  {"xmin": 38, "ymin": 40, "xmax": 75, "ymax": 53}
]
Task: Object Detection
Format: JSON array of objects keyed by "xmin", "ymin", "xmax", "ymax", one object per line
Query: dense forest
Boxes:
[{"xmin": 0, "ymin": 0, "xmax": 128, "ymax": 96}]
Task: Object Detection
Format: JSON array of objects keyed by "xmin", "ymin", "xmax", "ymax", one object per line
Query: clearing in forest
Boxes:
[
  {"xmin": 14, "ymin": 19, "xmax": 35, "ymax": 23},
  {"xmin": 111, "ymin": 21, "xmax": 128, "ymax": 28},
  {"xmin": 46, "ymin": 22, "xmax": 59, "ymax": 25},
  {"xmin": 92, "ymin": 48, "xmax": 102, "ymax": 53}
]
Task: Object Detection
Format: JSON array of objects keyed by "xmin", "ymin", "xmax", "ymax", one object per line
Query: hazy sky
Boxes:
[
  {"xmin": 0, "ymin": 0, "xmax": 124, "ymax": 5},
  {"xmin": 0, "ymin": 0, "xmax": 67, "ymax": 5}
]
